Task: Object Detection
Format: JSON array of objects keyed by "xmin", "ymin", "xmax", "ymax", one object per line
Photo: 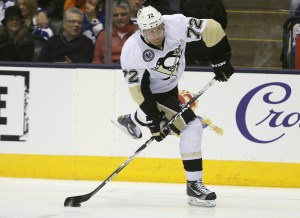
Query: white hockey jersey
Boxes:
[{"xmin": 121, "ymin": 14, "xmax": 226, "ymax": 106}]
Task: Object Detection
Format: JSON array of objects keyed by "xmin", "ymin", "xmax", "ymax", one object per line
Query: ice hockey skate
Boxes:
[
  {"xmin": 187, "ymin": 179, "xmax": 217, "ymax": 207},
  {"xmin": 111, "ymin": 114, "xmax": 142, "ymax": 139}
]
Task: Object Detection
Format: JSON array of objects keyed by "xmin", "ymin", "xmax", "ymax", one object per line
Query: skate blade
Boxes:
[
  {"xmin": 111, "ymin": 119, "xmax": 139, "ymax": 140},
  {"xmin": 187, "ymin": 196, "xmax": 216, "ymax": 207}
]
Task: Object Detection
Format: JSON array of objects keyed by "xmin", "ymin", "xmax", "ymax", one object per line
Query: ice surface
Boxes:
[{"xmin": 0, "ymin": 178, "xmax": 299, "ymax": 218}]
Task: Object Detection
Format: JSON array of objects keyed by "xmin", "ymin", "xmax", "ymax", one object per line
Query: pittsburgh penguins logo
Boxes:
[{"xmin": 151, "ymin": 45, "xmax": 183, "ymax": 79}]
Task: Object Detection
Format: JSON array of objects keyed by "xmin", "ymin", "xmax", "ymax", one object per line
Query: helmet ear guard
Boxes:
[{"xmin": 137, "ymin": 6, "xmax": 163, "ymax": 31}]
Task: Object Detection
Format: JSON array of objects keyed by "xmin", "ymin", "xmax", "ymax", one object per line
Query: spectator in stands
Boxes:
[
  {"xmin": 38, "ymin": 7, "xmax": 94, "ymax": 63},
  {"xmin": 15, "ymin": 0, "xmax": 53, "ymax": 41},
  {"xmin": 82, "ymin": 0, "xmax": 105, "ymax": 44},
  {"xmin": 37, "ymin": 0, "xmax": 65, "ymax": 34},
  {"xmin": 92, "ymin": 0, "xmax": 137, "ymax": 64},
  {"xmin": 0, "ymin": 6, "xmax": 35, "ymax": 61},
  {"xmin": 1, "ymin": 0, "xmax": 15, "ymax": 23},
  {"xmin": 126, "ymin": 0, "xmax": 143, "ymax": 26},
  {"xmin": 37, "ymin": 0, "xmax": 64, "ymax": 21},
  {"xmin": 64, "ymin": 0, "xmax": 86, "ymax": 12},
  {"xmin": 1, "ymin": 0, "xmax": 49, "ymax": 28}
]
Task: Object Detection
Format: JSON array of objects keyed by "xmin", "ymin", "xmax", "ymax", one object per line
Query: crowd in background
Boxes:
[{"xmin": 0, "ymin": 0, "xmax": 228, "ymax": 65}]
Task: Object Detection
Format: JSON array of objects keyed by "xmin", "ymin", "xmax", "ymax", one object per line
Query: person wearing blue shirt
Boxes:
[{"xmin": 82, "ymin": 0, "xmax": 105, "ymax": 44}]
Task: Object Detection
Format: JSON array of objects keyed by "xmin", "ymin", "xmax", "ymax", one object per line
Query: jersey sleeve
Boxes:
[
  {"xmin": 164, "ymin": 14, "xmax": 230, "ymax": 57},
  {"xmin": 182, "ymin": 17, "xmax": 231, "ymax": 60},
  {"xmin": 182, "ymin": 15, "xmax": 231, "ymax": 59},
  {"xmin": 163, "ymin": 14, "xmax": 206, "ymax": 43},
  {"xmin": 166, "ymin": 14, "xmax": 231, "ymax": 60},
  {"xmin": 201, "ymin": 19, "xmax": 231, "ymax": 60},
  {"xmin": 120, "ymin": 55, "xmax": 145, "ymax": 106},
  {"xmin": 121, "ymin": 39, "xmax": 161, "ymax": 116},
  {"xmin": 121, "ymin": 66, "xmax": 161, "ymax": 116}
]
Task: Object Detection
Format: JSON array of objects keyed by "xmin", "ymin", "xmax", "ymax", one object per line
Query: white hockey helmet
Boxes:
[{"xmin": 137, "ymin": 6, "xmax": 163, "ymax": 30}]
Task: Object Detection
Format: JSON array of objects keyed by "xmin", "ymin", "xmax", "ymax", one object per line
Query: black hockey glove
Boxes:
[
  {"xmin": 146, "ymin": 112, "xmax": 170, "ymax": 142},
  {"xmin": 211, "ymin": 53, "xmax": 235, "ymax": 82}
]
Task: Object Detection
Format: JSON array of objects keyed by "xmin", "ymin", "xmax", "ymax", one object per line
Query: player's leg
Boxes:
[
  {"xmin": 180, "ymin": 117, "xmax": 216, "ymax": 207},
  {"xmin": 155, "ymin": 90, "xmax": 216, "ymax": 207},
  {"xmin": 112, "ymin": 112, "xmax": 143, "ymax": 139},
  {"xmin": 113, "ymin": 88, "xmax": 217, "ymax": 139}
]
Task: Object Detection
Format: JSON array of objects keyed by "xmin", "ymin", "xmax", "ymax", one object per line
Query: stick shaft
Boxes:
[{"xmin": 64, "ymin": 77, "xmax": 216, "ymax": 205}]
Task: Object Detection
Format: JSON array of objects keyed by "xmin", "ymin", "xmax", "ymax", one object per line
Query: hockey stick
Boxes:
[{"xmin": 64, "ymin": 77, "xmax": 216, "ymax": 207}]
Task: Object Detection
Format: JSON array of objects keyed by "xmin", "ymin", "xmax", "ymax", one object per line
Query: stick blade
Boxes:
[{"xmin": 64, "ymin": 196, "xmax": 82, "ymax": 207}]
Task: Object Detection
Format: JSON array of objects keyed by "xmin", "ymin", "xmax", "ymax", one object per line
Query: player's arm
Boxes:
[
  {"xmin": 123, "ymin": 69, "xmax": 167, "ymax": 141},
  {"xmin": 185, "ymin": 16, "xmax": 234, "ymax": 82},
  {"xmin": 201, "ymin": 19, "xmax": 234, "ymax": 82},
  {"xmin": 139, "ymin": 70, "xmax": 168, "ymax": 141}
]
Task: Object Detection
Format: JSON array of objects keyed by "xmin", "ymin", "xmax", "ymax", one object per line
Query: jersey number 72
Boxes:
[
  {"xmin": 123, "ymin": 69, "xmax": 139, "ymax": 84},
  {"xmin": 187, "ymin": 18, "xmax": 203, "ymax": 39}
]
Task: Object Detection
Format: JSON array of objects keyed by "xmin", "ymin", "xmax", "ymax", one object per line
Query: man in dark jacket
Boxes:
[{"xmin": 38, "ymin": 7, "xmax": 94, "ymax": 63}]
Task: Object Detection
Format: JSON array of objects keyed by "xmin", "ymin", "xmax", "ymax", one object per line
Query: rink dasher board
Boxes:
[{"xmin": 0, "ymin": 66, "xmax": 299, "ymax": 187}]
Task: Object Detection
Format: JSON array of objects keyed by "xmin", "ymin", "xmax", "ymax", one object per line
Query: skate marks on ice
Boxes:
[{"xmin": 0, "ymin": 178, "xmax": 300, "ymax": 218}]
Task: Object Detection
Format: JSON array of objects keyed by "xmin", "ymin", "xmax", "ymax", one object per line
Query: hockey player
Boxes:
[{"xmin": 117, "ymin": 6, "xmax": 234, "ymax": 207}]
